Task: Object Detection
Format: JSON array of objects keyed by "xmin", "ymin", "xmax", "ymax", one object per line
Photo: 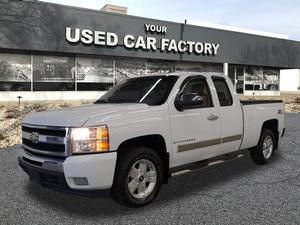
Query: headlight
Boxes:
[{"xmin": 70, "ymin": 126, "xmax": 109, "ymax": 154}]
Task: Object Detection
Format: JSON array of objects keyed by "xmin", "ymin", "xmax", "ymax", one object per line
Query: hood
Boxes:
[{"xmin": 23, "ymin": 103, "xmax": 149, "ymax": 127}]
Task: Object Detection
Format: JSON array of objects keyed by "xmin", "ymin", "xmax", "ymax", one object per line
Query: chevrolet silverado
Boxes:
[{"xmin": 18, "ymin": 72, "xmax": 285, "ymax": 207}]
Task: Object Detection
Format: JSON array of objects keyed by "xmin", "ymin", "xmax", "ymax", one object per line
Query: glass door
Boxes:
[
  {"xmin": 228, "ymin": 65, "xmax": 245, "ymax": 94},
  {"xmin": 235, "ymin": 66, "xmax": 244, "ymax": 94},
  {"xmin": 228, "ymin": 65, "xmax": 235, "ymax": 87}
]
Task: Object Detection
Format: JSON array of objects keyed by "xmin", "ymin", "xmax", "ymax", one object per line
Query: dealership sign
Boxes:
[{"xmin": 66, "ymin": 24, "xmax": 220, "ymax": 55}]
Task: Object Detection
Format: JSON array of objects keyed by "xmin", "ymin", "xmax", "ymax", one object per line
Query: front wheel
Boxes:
[
  {"xmin": 111, "ymin": 147, "xmax": 163, "ymax": 207},
  {"xmin": 250, "ymin": 129, "xmax": 275, "ymax": 164}
]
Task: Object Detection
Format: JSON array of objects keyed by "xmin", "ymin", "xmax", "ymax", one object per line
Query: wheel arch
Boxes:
[
  {"xmin": 116, "ymin": 134, "xmax": 169, "ymax": 183},
  {"xmin": 260, "ymin": 119, "xmax": 279, "ymax": 149}
]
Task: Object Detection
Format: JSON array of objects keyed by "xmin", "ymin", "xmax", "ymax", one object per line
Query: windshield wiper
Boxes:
[
  {"xmin": 95, "ymin": 99, "xmax": 108, "ymax": 104},
  {"xmin": 110, "ymin": 99, "xmax": 139, "ymax": 103}
]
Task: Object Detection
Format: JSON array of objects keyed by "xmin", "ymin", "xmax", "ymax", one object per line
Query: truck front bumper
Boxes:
[{"xmin": 18, "ymin": 149, "xmax": 117, "ymax": 190}]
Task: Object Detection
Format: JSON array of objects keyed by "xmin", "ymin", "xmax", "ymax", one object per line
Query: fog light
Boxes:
[{"xmin": 73, "ymin": 177, "xmax": 89, "ymax": 186}]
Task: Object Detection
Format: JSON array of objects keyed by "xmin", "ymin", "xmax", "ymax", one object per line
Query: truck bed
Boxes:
[{"xmin": 240, "ymin": 100, "xmax": 284, "ymax": 150}]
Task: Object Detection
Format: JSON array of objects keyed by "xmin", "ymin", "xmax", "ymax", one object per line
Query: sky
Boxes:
[{"xmin": 41, "ymin": 0, "xmax": 300, "ymax": 41}]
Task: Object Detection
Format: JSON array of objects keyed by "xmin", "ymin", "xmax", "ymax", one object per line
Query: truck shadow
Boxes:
[{"xmin": 25, "ymin": 150, "xmax": 283, "ymax": 218}]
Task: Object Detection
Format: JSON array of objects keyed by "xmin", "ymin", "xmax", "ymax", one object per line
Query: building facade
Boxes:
[{"xmin": 0, "ymin": 0, "xmax": 300, "ymax": 101}]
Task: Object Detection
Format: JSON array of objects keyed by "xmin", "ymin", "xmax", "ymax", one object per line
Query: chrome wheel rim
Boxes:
[
  {"xmin": 263, "ymin": 135, "xmax": 273, "ymax": 159},
  {"xmin": 127, "ymin": 159, "xmax": 157, "ymax": 200}
]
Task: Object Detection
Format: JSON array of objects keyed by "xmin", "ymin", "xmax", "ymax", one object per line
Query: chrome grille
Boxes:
[
  {"xmin": 22, "ymin": 126, "xmax": 66, "ymax": 137},
  {"xmin": 22, "ymin": 124, "xmax": 69, "ymax": 157}
]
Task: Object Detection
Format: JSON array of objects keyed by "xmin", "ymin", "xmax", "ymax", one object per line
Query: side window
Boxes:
[
  {"xmin": 180, "ymin": 78, "xmax": 213, "ymax": 108},
  {"xmin": 212, "ymin": 77, "xmax": 233, "ymax": 106}
]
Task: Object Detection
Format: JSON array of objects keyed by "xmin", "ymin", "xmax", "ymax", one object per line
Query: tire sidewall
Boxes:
[
  {"xmin": 258, "ymin": 129, "xmax": 275, "ymax": 162},
  {"xmin": 112, "ymin": 147, "xmax": 163, "ymax": 207},
  {"xmin": 125, "ymin": 151, "xmax": 162, "ymax": 206}
]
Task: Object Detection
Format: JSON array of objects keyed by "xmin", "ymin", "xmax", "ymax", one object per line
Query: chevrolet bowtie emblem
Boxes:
[{"xmin": 30, "ymin": 132, "xmax": 39, "ymax": 144}]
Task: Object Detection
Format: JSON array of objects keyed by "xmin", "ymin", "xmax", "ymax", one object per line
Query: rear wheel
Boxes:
[
  {"xmin": 250, "ymin": 129, "xmax": 275, "ymax": 164},
  {"xmin": 111, "ymin": 147, "xmax": 163, "ymax": 207}
]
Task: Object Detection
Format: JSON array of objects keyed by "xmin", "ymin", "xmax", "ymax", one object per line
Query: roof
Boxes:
[
  {"xmin": 187, "ymin": 20, "xmax": 289, "ymax": 40},
  {"xmin": 141, "ymin": 72, "xmax": 226, "ymax": 79}
]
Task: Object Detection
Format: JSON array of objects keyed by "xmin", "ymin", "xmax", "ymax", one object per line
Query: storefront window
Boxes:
[
  {"xmin": 77, "ymin": 57, "xmax": 113, "ymax": 91},
  {"xmin": 0, "ymin": 53, "xmax": 31, "ymax": 91},
  {"xmin": 146, "ymin": 60, "xmax": 175, "ymax": 74},
  {"xmin": 33, "ymin": 55, "xmax": 75, "ymax": 91},
  {"xmin": 0, "ymin": 53, "xmax": 281, "ymax": 94},
  {"xmin": 115, "ymin": 58, "xmax": 146, "ymax": 83},
  {"xmin": 263, "ymin": 68, "xmax": 280, "ymax": 91},
  {"xmin": 175, "ymin": 61, "xmax": 223, "ymax": 73},
  {"xmin": 245, "ymin": 66, "xmax": 279, "ymax": 91},
  {"xmin": 245, "ymin": 66, "xmax": 263, "ymax": 91}
]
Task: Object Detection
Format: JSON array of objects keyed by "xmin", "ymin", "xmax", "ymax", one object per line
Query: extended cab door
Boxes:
[
  {"xmin": 211, "ymin": 76, "xmax": 243, "ymax": 154},
  {"xmin": 169, "ymin": 76, "xmax": 221, "ymax": 167}
]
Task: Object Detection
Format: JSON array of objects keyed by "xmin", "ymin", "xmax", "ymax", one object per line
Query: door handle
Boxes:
[{"xmin": 207, "ymin": 114, "xmax": 219, "ymax": 121}]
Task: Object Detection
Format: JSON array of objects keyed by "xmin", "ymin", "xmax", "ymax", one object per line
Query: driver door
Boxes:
[{"xmin": 169, "ymin": 76, "xmax": 221, "ymax": 167}]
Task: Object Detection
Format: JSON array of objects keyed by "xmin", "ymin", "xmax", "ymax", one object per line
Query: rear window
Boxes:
[{"xmin": 212, "ymin": 77, "xmax": 233, "ymax": 106}]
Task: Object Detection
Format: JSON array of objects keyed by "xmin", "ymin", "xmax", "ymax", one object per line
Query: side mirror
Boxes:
[{"xmin": 175, "ymin": 93, "xmax": 203, "ymax": 111}]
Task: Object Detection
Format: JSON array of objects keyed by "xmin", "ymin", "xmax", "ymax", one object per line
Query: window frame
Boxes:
[
  {"xmin": 211, "ymin": 76, "xmax": 233, "ymax": 107},
  {"xmin": 174, "ymin": 75, "xmax": 214, "ymax": 111}
]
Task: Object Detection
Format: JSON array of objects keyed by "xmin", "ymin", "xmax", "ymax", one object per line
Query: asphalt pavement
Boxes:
[{"xmin": 0, "ymin": 113, "xmax": 299, "ymax": 225}]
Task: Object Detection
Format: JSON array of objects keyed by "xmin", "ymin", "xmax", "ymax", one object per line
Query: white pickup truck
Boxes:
[{"xmin": 18, "ymin": 72, "xmax": 285, "ymax": 207}]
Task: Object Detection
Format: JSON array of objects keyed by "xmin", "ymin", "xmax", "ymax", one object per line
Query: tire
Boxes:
[
  {"xmin": 11, "ymin": 84, "xmax": 25, "ymax": 91},
  {"xmin": 111, "ymin": 146, "xmax": 163, "ymax": 207},
  {"xmin": 57, "ymin": 84, "xmax": 68, "ymax": 91},
  {"xmin": 250, "ymin": 128, "xmax": 275, "ymax": 165}
]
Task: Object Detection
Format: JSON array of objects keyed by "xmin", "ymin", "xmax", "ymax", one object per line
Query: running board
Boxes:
[{"xmin": 170, "ymin": 152, "xmax": 244, "ymax": 177}]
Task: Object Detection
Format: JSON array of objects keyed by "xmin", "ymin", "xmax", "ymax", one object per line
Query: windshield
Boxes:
[{"xmin": 95, "ymin": 75, "xmax": 178, "ymax": 106}]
